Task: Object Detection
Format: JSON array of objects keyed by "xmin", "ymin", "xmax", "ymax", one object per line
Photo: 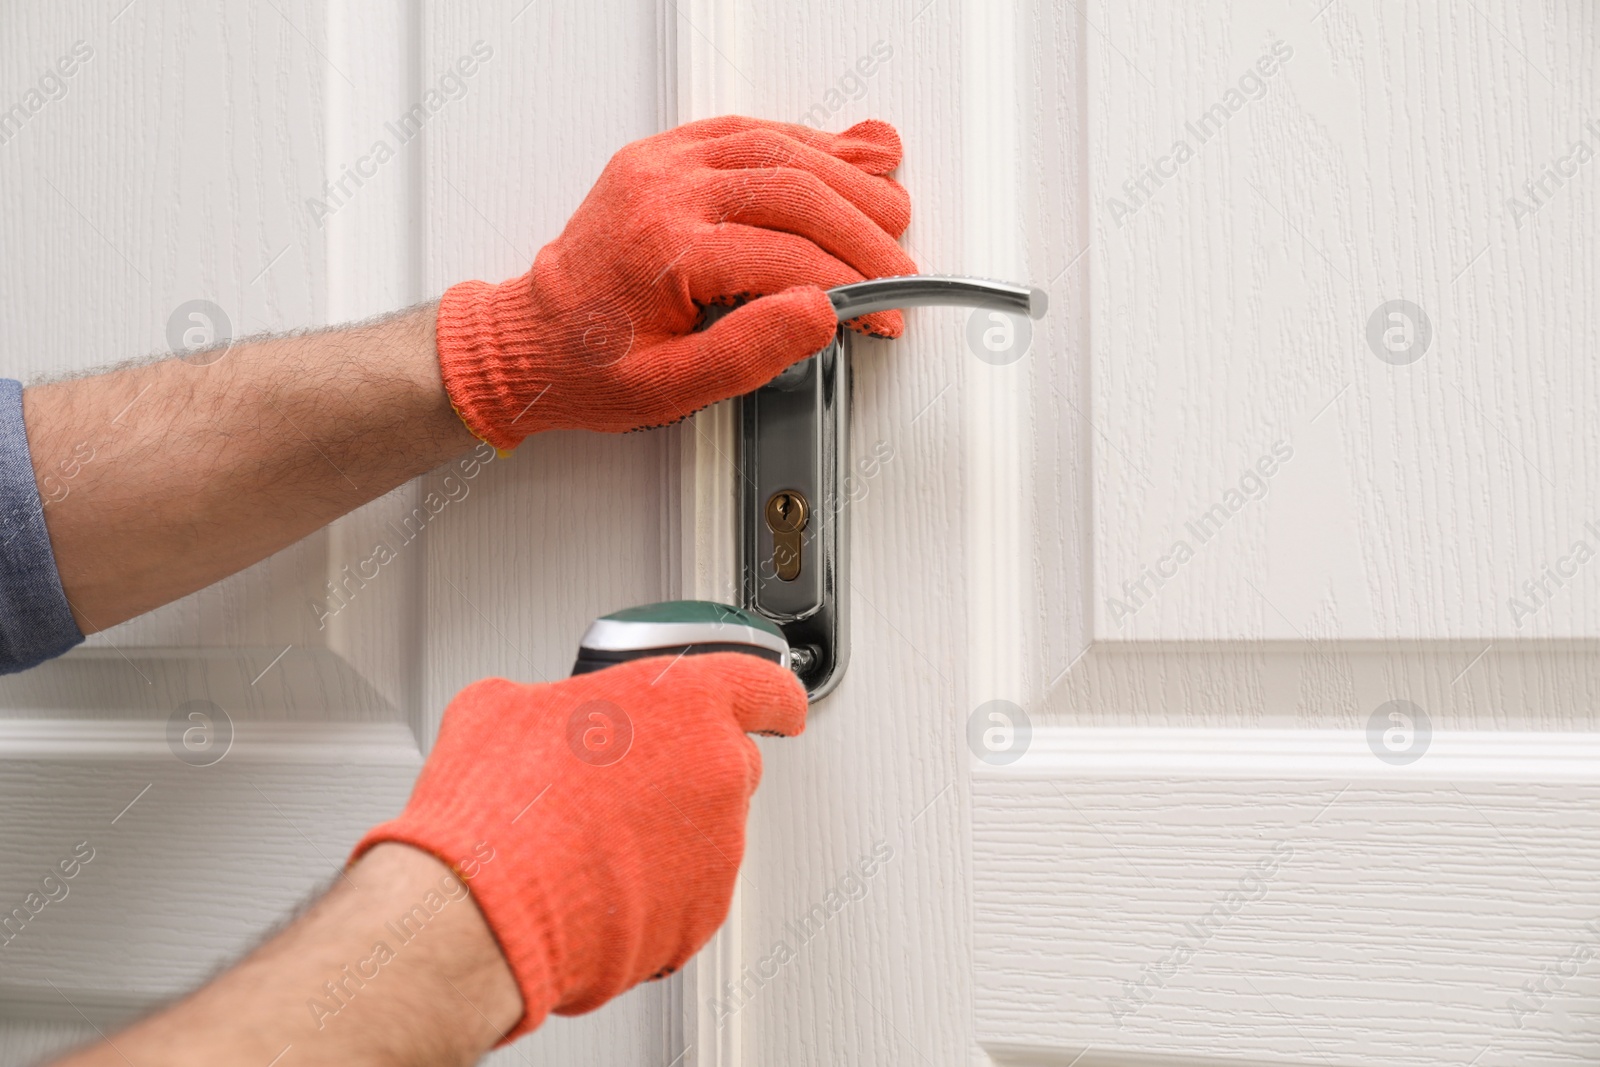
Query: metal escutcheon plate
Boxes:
[{"xmin": 739, "ymin": 332, "xmax": 849, "ymax": 700}]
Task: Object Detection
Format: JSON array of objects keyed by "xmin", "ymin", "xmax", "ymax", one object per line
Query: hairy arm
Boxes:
[
  {"xmin": 20, "ymin": 116, "xmax": 902, "ymax": 1063},
  {"xmin": 23, "ymin": 305, "xmax": 476, "ymax": 632},
  {"xmin": 50, "ymin": 844, "xmax": 521, "ymax": 1067},
  {"xmin": 21, "ymin": 117, "xmax": 914, "ymax": 636}
]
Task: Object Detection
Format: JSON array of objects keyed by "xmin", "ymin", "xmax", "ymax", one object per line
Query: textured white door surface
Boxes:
[
  {"xmin": 2, "ymin": 2, "xmax": 1596, "ymax": 1067},
  {"xmin": 677, "ymin": 2, "xmax": 1600, "ymax": 1067}
]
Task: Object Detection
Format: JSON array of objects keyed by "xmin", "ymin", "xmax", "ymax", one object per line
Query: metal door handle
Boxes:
[
  {"xmin": 827, "ymin": 274, "xmax": 1049, "ymax": 322},
  {"xmin": 739, "ymin": 273, "xmax": 1048, "ymax": 700}
]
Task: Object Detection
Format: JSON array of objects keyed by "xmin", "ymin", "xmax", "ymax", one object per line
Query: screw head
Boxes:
[{"xmin": 788, "ymin": 644, "xmax": 818, "ymax": 674}]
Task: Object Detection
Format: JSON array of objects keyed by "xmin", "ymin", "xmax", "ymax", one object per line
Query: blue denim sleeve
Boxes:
[{"xmin": 0, "ymin": 379, "xmax": 83, "ymax": 672}]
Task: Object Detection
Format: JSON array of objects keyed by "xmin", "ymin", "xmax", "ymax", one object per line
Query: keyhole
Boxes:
[{"xmin": 764, "ymin": 490, "xmax": 809, "ymax": 582}]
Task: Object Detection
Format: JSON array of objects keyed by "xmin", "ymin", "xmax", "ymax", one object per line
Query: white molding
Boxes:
[
  {"xmin": 985, "ymin": 726, "xmax": 1600, "ymax": 781},
  {"xmin": 0, "ymin": 720, "xmax": 422, "ymax": 765},
  {"xmin": 960, "ymin": 14, "xmax": 1033, "ymax": 1067},
  {"xmin": 324, "ymin": 0, "xmax": 430, "ymax": 752},
  {"xmin": 671, "ymin": 0, "xmax": 748, "ymax": 122},
  {"xmin": 962, "ymin": 0, "xmax": 1032, "ymax": 709},
  {"xmin": 665, "ymin": 2, "xmax": 746, "ymax": 1065}
]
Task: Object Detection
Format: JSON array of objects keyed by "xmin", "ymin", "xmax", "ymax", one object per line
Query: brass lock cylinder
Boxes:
[{"xmin": 764, "ymin": 489, "xmax": 809, "ymax": 582}]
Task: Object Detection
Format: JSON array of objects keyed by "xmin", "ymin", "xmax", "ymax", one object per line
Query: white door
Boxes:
[
  {"xmin": 674, "ymin": 2, "xmax": 1600, "ymax": 1067},
  {"xmin": 4, "ymin": 2, "xmax": 1598, "ymax": 1067}
]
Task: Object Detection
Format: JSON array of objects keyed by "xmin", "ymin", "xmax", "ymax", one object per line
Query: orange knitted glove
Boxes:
[
  {"xmin": 349, "ymin": 653, "xmax": 807, "ymax": 1043},
  {"xmin": 436, "ymin": 115, "xmax": 917, "ymax": 450}
]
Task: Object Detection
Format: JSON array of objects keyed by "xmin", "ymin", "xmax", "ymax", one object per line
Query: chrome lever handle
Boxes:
[{"xmin": 827, "ymin": 274, "xmax": 1049, "ymax": 322}]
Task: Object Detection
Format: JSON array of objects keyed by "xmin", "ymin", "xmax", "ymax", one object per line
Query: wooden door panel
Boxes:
[
  {"xmin": 975, "ymin": 733, "xmax": 1600, "ymax": 1067},
  {"xmin": 1089, "ymin": 0, "xmax": 1598, "ymax": 644},
  {"xmin": 0, "ymin": 1, "xmax": 341, "ymax": 656},
  {"xmin": 1006, "ymin": 1, "xmax": 1600, "ymax": 1065},
  {"xmin": 0, "ymin": 729, "xmax": 418, "ymax": 1024}
]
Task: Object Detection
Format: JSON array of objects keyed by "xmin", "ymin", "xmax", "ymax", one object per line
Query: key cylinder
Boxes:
[{"xmin": 765, "ymin": 489, "xmax": 809, "ymax": 582}]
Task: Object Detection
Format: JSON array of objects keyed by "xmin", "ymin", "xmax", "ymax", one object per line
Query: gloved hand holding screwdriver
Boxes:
[{"xmin": 29, "ymin": 117, "xmax": 914, "ymax": 1066}]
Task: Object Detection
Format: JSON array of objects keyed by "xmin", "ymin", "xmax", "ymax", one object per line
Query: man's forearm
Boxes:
[
  {"xmin": 18, "ymin": 116, "xmax": 906, "ymax": 1064},
  {"xmin": 23, "ymin": 305, "xmax": 477, "ymax": 632},
  {"xmin": 51, "ymin": 844, "xmax": 522, "ymax": 1067}
]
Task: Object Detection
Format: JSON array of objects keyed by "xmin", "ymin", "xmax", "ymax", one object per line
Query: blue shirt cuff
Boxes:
[{"xmin": 0, "ymin": 379, "xmax": 84, "ymax": 672}]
